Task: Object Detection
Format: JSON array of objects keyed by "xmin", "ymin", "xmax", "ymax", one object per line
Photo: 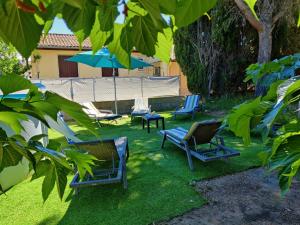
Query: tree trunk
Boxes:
[{"xmin": 257, "ymin": 24, "xmax": 273, "ymax": 63}]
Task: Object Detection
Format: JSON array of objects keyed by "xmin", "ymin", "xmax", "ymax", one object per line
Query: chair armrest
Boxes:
[
  {"xmin": 99, "ymin": 109, "xmax": 113, "ymax": 114},
  {"xmin": 86, "ymin": 113, "xmax": 97, "ymax": 118}
]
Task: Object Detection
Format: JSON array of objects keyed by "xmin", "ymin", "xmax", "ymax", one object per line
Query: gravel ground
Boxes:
[{"xmin": 158, "ymin": 168, "xmax": 300, "ymax": 225}]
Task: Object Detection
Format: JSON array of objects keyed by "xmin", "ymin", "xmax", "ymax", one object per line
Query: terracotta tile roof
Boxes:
[{"xmin": 38, "ymin": 33, "xmax": 92, "ymax": 50}]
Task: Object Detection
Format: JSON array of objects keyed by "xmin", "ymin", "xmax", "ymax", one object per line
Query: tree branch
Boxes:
[{"xmin": 234, "ymin": 0, "xmax": 263, "ymax": 32}]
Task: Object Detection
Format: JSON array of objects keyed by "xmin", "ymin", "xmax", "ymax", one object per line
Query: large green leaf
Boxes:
[
  {"xmin": 0, "ymin": 144, "xmax": 23, "ymax": 173},
  {"xmin": 97, "ymin": 0, "xmax": 119, "ymax": 31},
  {"xmin": 226, "ymin": 97, "xmax": 270, "ymax": 145},
  {"xmin": 90, "ymin": 9, "xmax": 113, "ymax": 53},
  {"xmin": 134, "ymin": 0, "xmax": 165, "ymax": 28},
  {"xmin": 44, "ymin": 92, "xmax": 99, "ymax": 136},
  {"xmin": 8, "ymin": 136, "xmax": 36, "ymax": 170},
  {"xmin": 243, "ymin": 0, "xmax": 259, "ymax": 20},
  {"xmin": 155, "ymin": 28, "xmax": 173, "ymax": 63},
  {"xmin": 0, "ymin": 0, "xmax": 43, "ymax": 58},
  {"xmin": 63, "ymin": 0, "xmax": 96, "ymax": 44},
  {"xmin": 36, "ymin": 146, "xmax": 71, "ymax": 170},
  {"xmin": 0, "ymin": 74, "xmax": 33, "ymax": 95},
  {"xmin": 64, "ymin": 149, "xmax": 96, "ymax": 178},
  {"xmin": 31, "ymin": 159, "xmax": 52, "ymax": 181},
  {"xmin": 0, "ymin": 112, "xmax": 27, "ymax": 135},
  {"xmin": 42, "ymin": 162, "xmax": 56, "ymax": 202},
  {"xmin": 268, "ymin": 133, "xmax": 300, "ymax": 193},
  {"xmin": 131, "ymin": 14, "xmax": 158, "ymax": 56},
  {"xmin": 175, "ymin": 0, "xmax": 217, "ymax": 28},
  {"xmin": 54, "ymin": 163, "xmax": 68, "ymax": 200},
  {"xmin": 108, "ymin": 23, "xmax": 133, "ymax": 68},
  {"xmin": 62, "ymin": 0, "xmax": 83, "ymax": 8},
  {"xmin": 158, "ymin": 0, "xmax": 177, "ymax": 14},
  {"xmin": 298, "ymin": 12, "xmax": 300, "ymax": 27}
]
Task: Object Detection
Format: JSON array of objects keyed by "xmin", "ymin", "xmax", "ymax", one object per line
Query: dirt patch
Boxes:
[{"xmin": 158, "ymin": 168, "xmax": 300, "ymax": 225}]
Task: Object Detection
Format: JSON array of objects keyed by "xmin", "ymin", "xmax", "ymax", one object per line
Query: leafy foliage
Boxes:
[
  {"xmin": 0, "ymin": 39, "xmax": 29, "ymax": 75},
  {"xmin": 245, "ymin": 54, "xmax": 300, "ymax": 95},
  {"xmin": 226, "ymin": 56, "xmax": 300, "ymax": 193},
  {"xmin": 174, "ymin": 0, "xmax": 258, "ymax": 96},
  {"xmin": 0, "ymin": 0, "xmax": 218, "ymax": 66},
  {"xmin": 0, "ymin": 74, "xmax": 99, "ymax": 201}
]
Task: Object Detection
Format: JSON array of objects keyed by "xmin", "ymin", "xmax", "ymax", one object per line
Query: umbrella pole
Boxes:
[{"xmin": 113, "ymin": 69, "xmax": 118, "ymax": 114}]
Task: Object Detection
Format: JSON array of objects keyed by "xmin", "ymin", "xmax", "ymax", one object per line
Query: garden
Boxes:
[{"xmin": 0, "ymin": 0, "xmax": 300, "ymax": 225}]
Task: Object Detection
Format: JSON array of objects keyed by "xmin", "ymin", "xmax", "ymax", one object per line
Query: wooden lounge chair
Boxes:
[
  {"xmin": 160, "ymin": 120, "xmax": 240, "ymax": 170},
  {"xmin": 173, "ymin": 95, "xmax": 201, "ymax": 119},
  {"xmin": 131, "ymin": 98, "xmax": 151, "ymax": 120},
  {"xmin": 82, "ymin": 102, "xmax": 122, "ymax": 126},
  {"xmin": 69, "ymin": 137, "xmax": 129, "ymax": 193}
]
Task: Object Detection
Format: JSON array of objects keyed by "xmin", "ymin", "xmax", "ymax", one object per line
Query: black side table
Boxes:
[{"xmin": 142, "ymin": 114, "xmax": 165, "ymax": 133}]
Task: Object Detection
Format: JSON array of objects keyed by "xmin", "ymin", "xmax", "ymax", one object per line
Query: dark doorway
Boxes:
[
  {"xmin": 58, "ymin": 55, "xmax": 78, "ymax": 78},
  {"xmin": 102, "ymin": 68, "xmax": 119, "ymax": 77}
]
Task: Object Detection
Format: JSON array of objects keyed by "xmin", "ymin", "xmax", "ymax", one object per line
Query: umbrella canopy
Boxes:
[
  {"xmin": 66, "ymin": 48, "xmax": 152, "ymax": 114},
  {"xmin": 66, "ymin": 48, "xmax": 152, "ymax": 69}
]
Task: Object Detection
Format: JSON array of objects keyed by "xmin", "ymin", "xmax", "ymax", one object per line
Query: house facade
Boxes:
[
  {"xmin": 30, "ymin": 33, "xmax": 190, "ymax": 96},
  {"xmin": 31, "ymin": 34, "xmax": 166, "ymax": 79}
]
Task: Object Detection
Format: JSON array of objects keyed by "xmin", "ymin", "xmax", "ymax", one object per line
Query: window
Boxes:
[
  {"xmin": 58, "ymin": 55, "xmax": 78, "ymax": 78},
  {"xmin": 154, "ymin": 67, "xmax": 161, "ymax": 76},
  {"xmin": 102, "ymin": 68, "xmax": 119, "ymax": 77}
]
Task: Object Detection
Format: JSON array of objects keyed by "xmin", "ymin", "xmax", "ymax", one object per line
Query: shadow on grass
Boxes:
[{"xmin": 49, "ymin": 112, "xmax": 263, "ymax": 225}]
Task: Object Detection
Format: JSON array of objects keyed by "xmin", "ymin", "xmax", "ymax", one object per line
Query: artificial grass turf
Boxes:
[{"xmin": 0, "ymin": 112, "xmax": 264, "ymax": 225}]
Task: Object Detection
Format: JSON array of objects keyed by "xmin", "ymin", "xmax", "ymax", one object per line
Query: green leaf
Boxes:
[
  {"xmin": 35, "ymin": 146, "xmax": 71, "ymax": 170},
  {"xmin": 298, "ymin": 12, "xmax": 300, "ymax": 27},
  {"xmin": 43, "ymin": 20, "xmax": 54, "ymax": 35},
  {"xmin": 97, "ymin": 0, "xmax": 119, "ymax": 31},
  {"xmin": 268, "ymin": 133, "xmax": 300, "ymax": 193},
  {"xmin": 62, "ymin": 0, "xmax": 83, "ymax": 8},
  {"xmin": 0, "ymin": 0, "xmax": 43, "ymax": 58},
  {"xmin": 131, "ymin": 14, "xmax": 158, "ymax": 56},
  {"xmin": 158, "ymin": 0, "xmax": 177, "ymax": 14},
  {"xmin": 108, "ymin": 23, "xmax": 133, "ymax": 68},
  {"xmin": 175, "ymin": 0, "xmax": 217, "ymax": 28},
  {"xmin": 44, "ymin": 92, "xmax": 99, "ymax": 136},
  {"xmin": 8, "ymin": 137, "xmax": 36, "ymax": 170},
  {"xmin": 64, "ymin": 149, "xmax": 96, "ymax": 179},
  {"xmin": 42, "ymin": 163, "xmax": 56, "ymax": 202},
  {"xmin": 135, "ymin": 0, "xmax": 165, "ymax": 28},
  {"xmin": 90, "ymin": 9, "xmax": 113, "ymax": 53},
  {"xmin": 0, "ymin": 74, "xmax": 33, "ymax": 95},
  {"xmin": 63, "ymin": 0, "xmax": 96, "ymax": 44},
  {"xmin": 226, "ymin": 97, "xmax": 270, "ymax": 145},
  {"xmin": 54, "ymin": 163, "xmax": 68, "ymax": 200},
  {"xmin": 262, "ymin": 80, "xmax": 284, "ymax": 101},
  {"xmin": 0, "ymin": 112, "xmax": 28, "ymax": 135},
  {"xmin": 0, "ymin": 144, "xmax": 23, "ymax": 173},
  {"xmin": 244, "ymin": 0, "xmax": 259, "ymax": 20},
  {"xmin": 31, "ymin": 159, "xmax": 52, "ymax": 180},
  {"xmin": 155, "ymin": 28, "xmax": 173, "ymax": 63}
]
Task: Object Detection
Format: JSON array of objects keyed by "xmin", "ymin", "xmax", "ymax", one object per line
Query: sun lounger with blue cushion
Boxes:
[
  {"xmin": 173, "ymin": 95, "xmax": 201, "ymax": 119},
  {"xmin": 160, "ymin": 120, "xmax": 240, "ymax": 170}
]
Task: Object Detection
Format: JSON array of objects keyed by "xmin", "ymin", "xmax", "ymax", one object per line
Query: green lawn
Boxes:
[{"xmin": 0, "ymin": 112, "xmax": 264, "ymax": 225}]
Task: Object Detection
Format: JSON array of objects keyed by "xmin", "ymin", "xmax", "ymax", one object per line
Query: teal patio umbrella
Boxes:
[{"xmin": 66, "ymin": 48, "xmax": 152, "ymax": 114}]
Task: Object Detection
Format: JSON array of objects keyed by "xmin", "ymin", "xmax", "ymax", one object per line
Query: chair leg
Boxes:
[
  {"xmin": 185, "ymin": 146, "xmax": 194, "ymax": 170},
  {"xmin": 122, "ymin": 157, "xmax": 128, "ymax": 189},
  {"xmin": 161, "ymin": 133, "xmax": 167, "ymax": 148}
]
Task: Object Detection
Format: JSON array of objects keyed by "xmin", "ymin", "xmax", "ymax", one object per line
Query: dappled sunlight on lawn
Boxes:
[{"xmin": 0, "ymin": 111, "xmax": 264, "ymax": 225}]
